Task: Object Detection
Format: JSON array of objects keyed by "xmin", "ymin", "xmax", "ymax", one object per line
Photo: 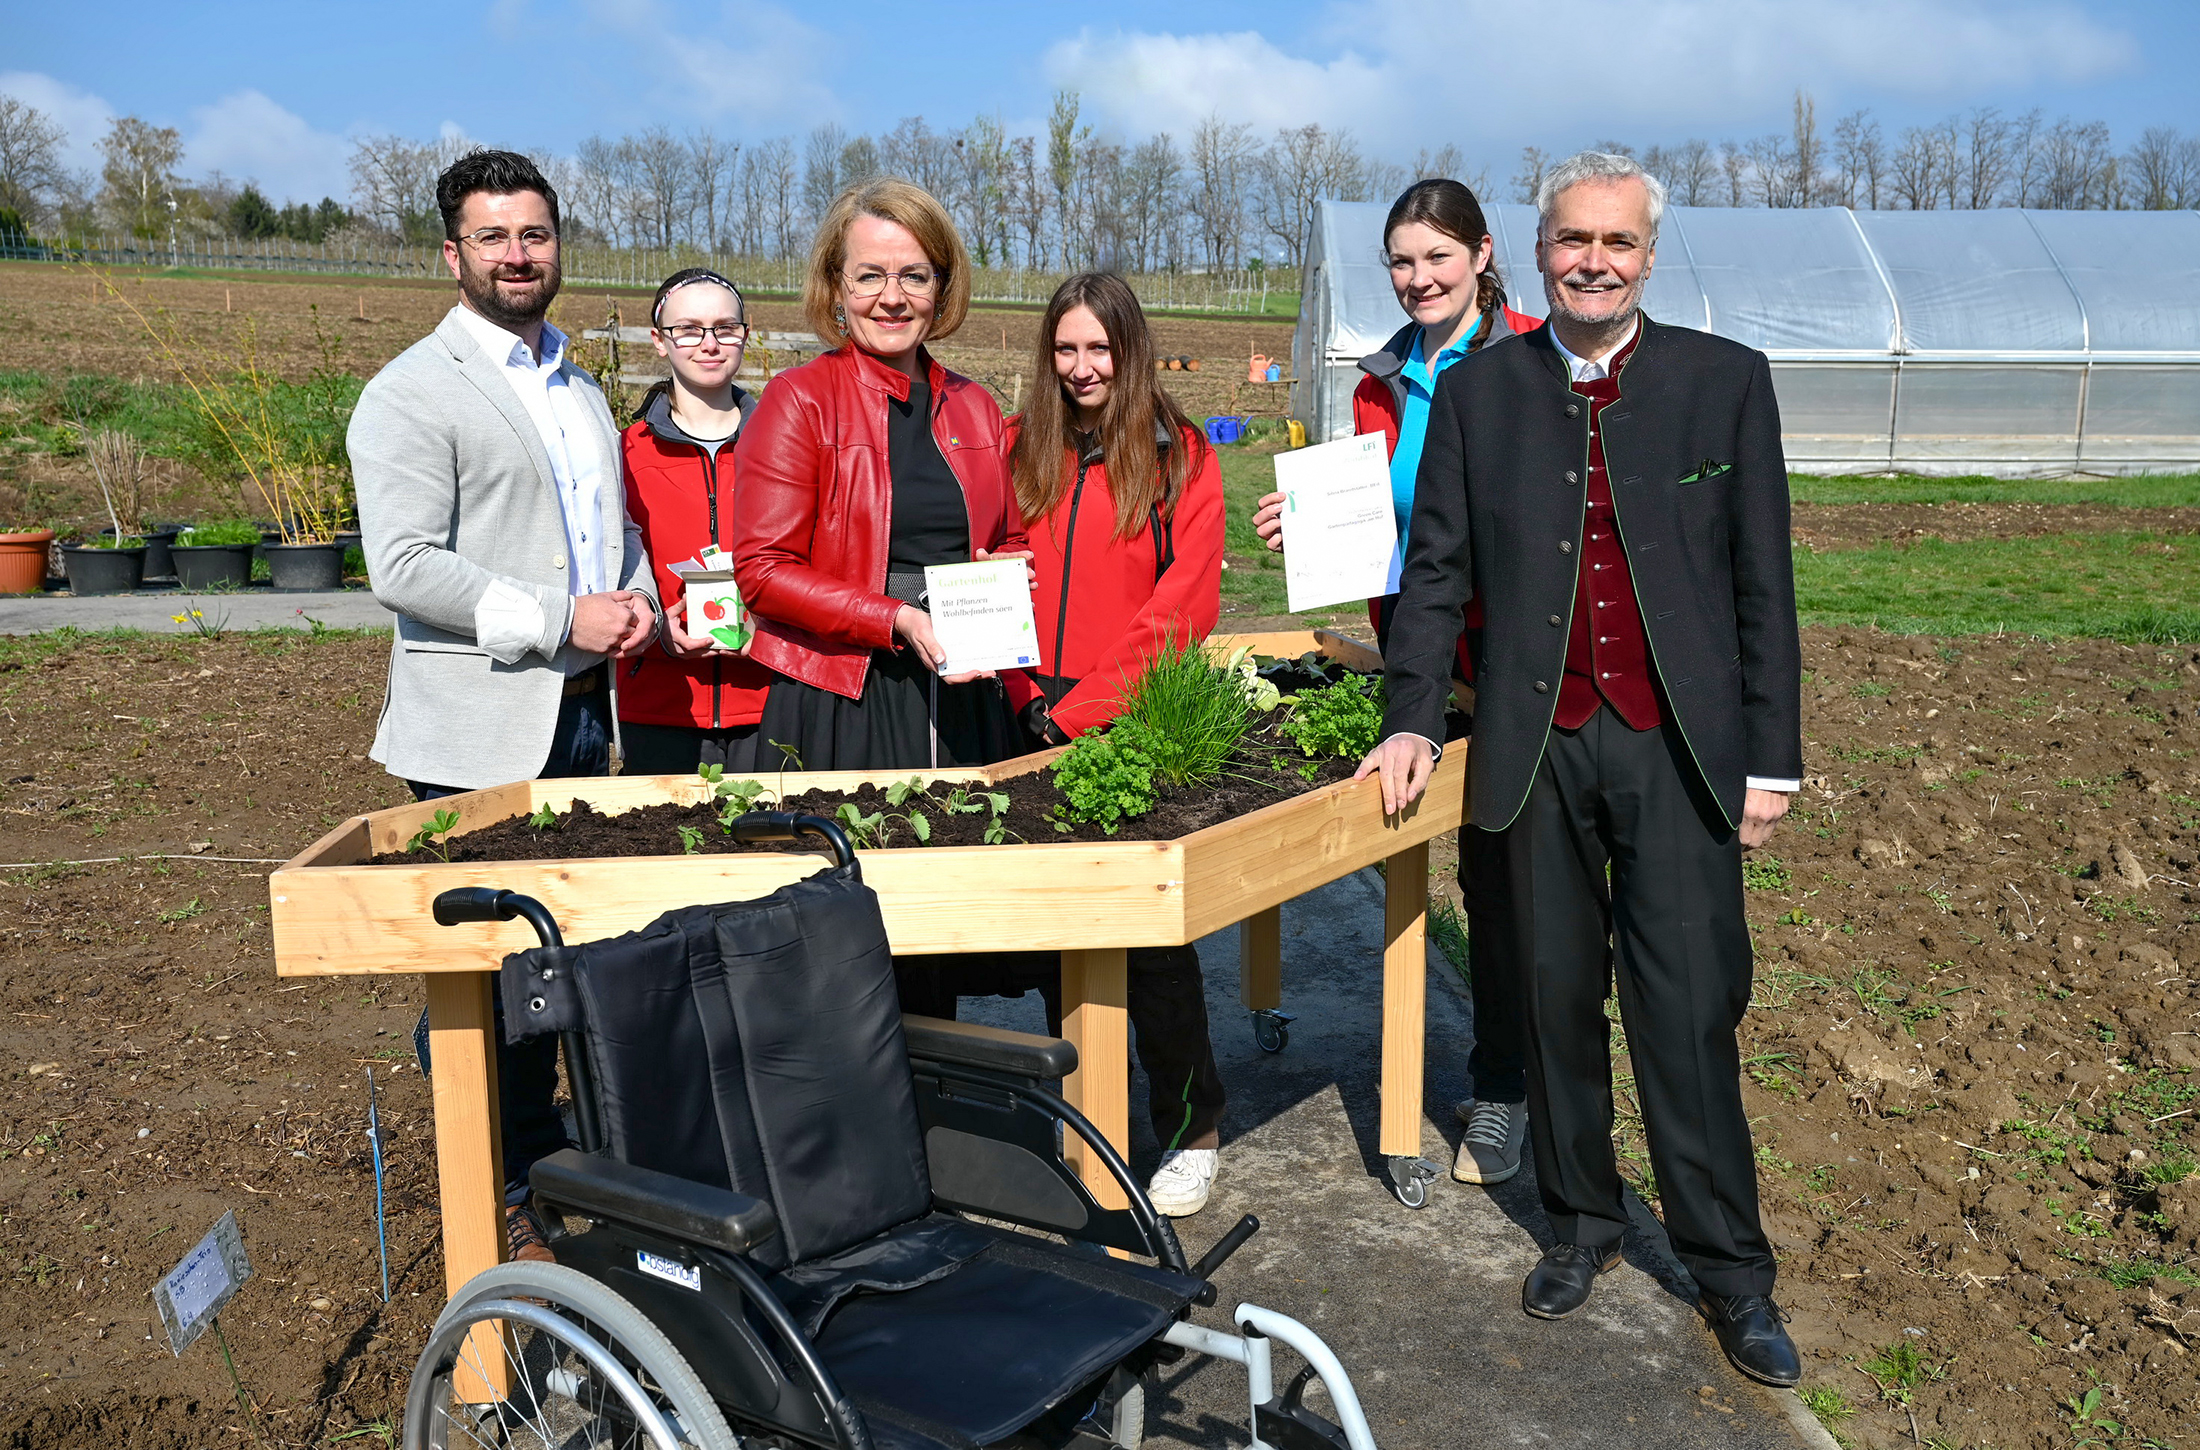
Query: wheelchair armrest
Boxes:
[
  {"xmin": 902, "ymin": 1014, "xmax": 1077, "ymax": 1080},
  {"xmin": 529, "ymin": 1148, "xmax": 779, "ymax": 1255}
]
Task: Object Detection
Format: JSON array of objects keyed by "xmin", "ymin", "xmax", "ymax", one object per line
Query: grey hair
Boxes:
[{"xmin": 1536, "ymin": 151, "xmax": 1668, "ymax": 243}]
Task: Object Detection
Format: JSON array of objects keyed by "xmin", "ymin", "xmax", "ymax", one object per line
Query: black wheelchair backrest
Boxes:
[{"xmin": 502, "ymin": 858, "xmax": 931, "ymax": 1273}]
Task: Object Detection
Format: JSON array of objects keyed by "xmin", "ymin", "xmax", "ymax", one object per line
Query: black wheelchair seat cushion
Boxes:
[
  {"xmin": 813, "ymin": 1227, "xmax": 1201, "ymax": 1450},
  {"xmin": 503, "ymin": 861, "xmax": 932, "ymax": 1273}
]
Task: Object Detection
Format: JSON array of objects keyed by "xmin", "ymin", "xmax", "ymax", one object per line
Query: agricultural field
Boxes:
[{"xmin": 3, "ymin": 258, "xmax": 2200, "ymax": 1448}]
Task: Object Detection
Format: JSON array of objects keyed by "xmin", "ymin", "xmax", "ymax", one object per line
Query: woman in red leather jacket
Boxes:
[
  {"xmin": 998, "ymin": 272, "xmax": 1231, "ymax": 1217},
  {"xmin": 617, "ymin": 267, "xmax": 775, "ymax": 773},
  {"xmin": 730, "ymin": 178, "xmax": 1026, "ymax": 770}
]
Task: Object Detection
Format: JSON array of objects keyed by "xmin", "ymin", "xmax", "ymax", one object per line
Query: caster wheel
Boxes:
[
  {"xmin": 1387, "ymin": 1155, "xmax": 1437, "ymax": 1209},
  {"xmin": 1250, "ymin": 1009, "xmax": 1296, "ymax": 1054}
]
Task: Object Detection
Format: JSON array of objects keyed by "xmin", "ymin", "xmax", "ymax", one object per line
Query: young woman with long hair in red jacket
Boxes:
[
  {"xmin": 616, "ymin": 267, "xmax": 775, "ymax": 773},
  {"xmin": 1003, "ymin": 273, "xmax": 1230, "ymax": 1217},
  {"xmin": 1252, "ymin": 179, "xmax": 1542, "ymax": 1190},
  {"xmin": 730, "ymin": 178, "xmax": 1028, "ymax": 771}
]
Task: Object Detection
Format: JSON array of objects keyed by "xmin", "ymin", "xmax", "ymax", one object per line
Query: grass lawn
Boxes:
[
  {"xmin": 1790, "ymin": 472, "xmax": 2200, "ymax": 507},
  {"xmin": 1795, "ymin": 532, "xmax": 2200, "ymax": 640}
]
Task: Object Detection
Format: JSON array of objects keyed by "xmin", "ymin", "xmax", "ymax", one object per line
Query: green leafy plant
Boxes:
[
  {"xmin": 175, "ymin": 518, "xmax": 262, "ymax": 547},
  {"xmin": 835, "ymin": 800, "xmax": 889, "ymax": 849},
  {"xmin": 1281, "ymin": 673, "xmax": 1385, "ymax": 760},
  {"xmin": 1742, "ymin": 854, "xmax": 1791, "ymax": 891},
  {"xmin": 404, "ymin": 809, "xmax": 460, "ymax": 861},
  {"xmin": 1051, "ymin": 721, "xmax": 1160, "ymax": 833},
  {"xmin": 941, "ymin": 784, "xmax": 1015, "ymax": 844},
  {"xmin": 526, "ymin": 805, "xmax": 558, "ymax": 830},
  {"xmin": 1797, "ymin": 1385, "xmax": 1855, "ymax": 1437},
  {"xmin": 2063, "ymin": 1385, "xmax": 2123, "ymax": 1447},
  {"xmin": 675, "ymin": 825, "xmax": 703, "ymax": 854},
  {"xmin": 1860, "ymin": 1339, "xmax": 1943, "ymax": 1407},
  {"xmin": 700, "ymin": 763, "xmax": 771, "ymax": 830},
  {"xmin": 169, "ymin": 605, "xmax": 228, "ymax": 640},
  {"xmin": 1108, "ymin": 639, "xmax": 1252, "ymax": 788}
]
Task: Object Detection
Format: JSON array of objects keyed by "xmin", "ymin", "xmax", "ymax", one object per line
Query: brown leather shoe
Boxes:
[{"xmin": 506, "ymin": 1204, "xmax": 556, "ymax": 1265}]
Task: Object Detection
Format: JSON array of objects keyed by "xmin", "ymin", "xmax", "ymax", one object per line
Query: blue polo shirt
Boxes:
[{"xmin": 1391, "ymin": 325, "xmax": 1477, "ymax": 554}]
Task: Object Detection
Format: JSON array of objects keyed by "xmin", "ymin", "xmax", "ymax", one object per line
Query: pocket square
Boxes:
[{"xmin": 1678, "ymin": 458, "xmax": 1733, "ymax": 485}]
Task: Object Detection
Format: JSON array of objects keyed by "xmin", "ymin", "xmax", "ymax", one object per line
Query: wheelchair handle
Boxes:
[
  {"xmin": 430, "ymin": 888, "xmax": 564, "ymax": 948},
  {"xmin": 725, "ymin": 811, "xmax": 854, "ymax": 868},
  {"xmin": 1191, "ymin": 1213, "xmax": 1260, "ymax": 1305}
]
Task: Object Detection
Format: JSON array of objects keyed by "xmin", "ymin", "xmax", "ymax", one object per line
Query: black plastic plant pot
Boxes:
[
  {"xmin": 61, "ymin": 544, "xmax": 146, "ymax": 595},
  {"xmin": 265, "ymin": 542, "xmax": 345, "ymax": 592},
  {"xmin": 102, "ymin": 526, "xmax": 181, "ymax": 580},
  {"xmin": 171, "ymin": 543, "xmax": 255, "ymax": 590}
]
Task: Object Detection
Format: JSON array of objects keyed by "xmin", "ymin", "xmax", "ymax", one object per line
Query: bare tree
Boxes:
[
  {"xmin": 688, "ymin": 131, "xmax": 737, "ymax": 249},
  {"xmin": 802, "ymin": 123, "xmax": 845, "ymax": 224},
  {"xmin": 1829, "ymin": 110, "xmax": 1884, "ymax": 209},
  {"xmin": 882, "ymin": 116, "xmax": 958, "ymax": 204},
  {"xmin": 1718, "ymin": 142, "xmax": 1749, "ymax": 206},
  {"xmin": 1046, "ymin": 90, "xmax": 1088, "ymax": 269},
  {"xmin": 2007, "ymin": 109, "xmax": 2046, "ymax": 205},
  {"xmin": 1256, "ymin": 124, "xmax": 1374, "ymax": 267},
  {"xmin": 1008, "ymin": 135, "xmax": 1048, "ymax": 271},
  {"xmin": 1189, "ymin": 113, "xmax": 1255, "ymax": 272},
  {"xmin": 1122, "ymin": 133, "xmax": 1185, "ymax": 272},
  {"xmin": 0, "ymin": 97, "xmax": 67, "ymax": 222},
  {"xmin": 1409, "ymin": 145, "xmax": 1464, "ymax": 183},
  {"xmin": 952, "ymin": 115, "xmax": 1011, "ymax": 267},
  {"xmin": 621, "ymin": 127, "xmax": 690, "ymax": 249},
  {"xmin": 1889, "ymin": 125, "xmax": 1940, "ymax": 209},
  {"xmin": 100, "ymin": 117, "xmax": 183, "ymax": 236},
  {"xmin": 2126, "ymin": 125, "xmax": 2200, "ymax": 209},
  {"xmin": 753, "ymin": 138, "xmax": 799, "ymax": 259},
  {"xmin": 1511, "ymin": 145, "xmax": 1549, "ymax": 205},
  {"xmin": 838, "ymin": 134, "xmax": 880, "ymax": 191},
  {"xmin": 1790, "ymin": 91, "xmax": 1822, "ymax": 206},
  {"xmin": 1955, "ymin": 108, "xmax": 2012, "ymax": 209},
  {"xmin": 1745, "ymin": 134, "xmax": 1791, "ymax": 207},
  {"xmin": 2036, "ymin": 116, "xmax": 2117, "ymax": 209},
  {"xmin": 1666, "ymin": 139, "xmax": 1718, "ymax": 206},
  {"xmin": 573, "ymin": 134, "xmax": 634, "ymax": 245}
]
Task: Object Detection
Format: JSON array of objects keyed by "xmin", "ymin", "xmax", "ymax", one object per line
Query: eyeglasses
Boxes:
[
  {"xmin": 457, "ymin": 227, "xmax": 559, "ymax": 257},
  {"xmin": 662, "ymin": 323, "xmax": 749, "ymax": 348},
  {"xmin": 843, "ymin": 265, "xmax": 940, "ymax": 298}
]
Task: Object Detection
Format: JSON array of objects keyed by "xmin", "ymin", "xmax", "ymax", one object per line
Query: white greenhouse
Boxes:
[{"xmin": 1290, "ymin": 202, "xmax": 2200, "ymax": 477}]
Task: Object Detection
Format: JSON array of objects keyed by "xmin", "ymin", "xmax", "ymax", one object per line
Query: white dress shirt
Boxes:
[
  {"xmin": 449, "ymin": 305, "xmax": 609, "ymax": 601},
  {"xmin": 1551, "ymin": 317, "xmax": 1798, "ymax": 796}
]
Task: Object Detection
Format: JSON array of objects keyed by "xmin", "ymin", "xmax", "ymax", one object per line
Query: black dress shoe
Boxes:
[
  {"xmin": 1522, "ymin": 1241, "xmax": 1623, "ymax": 1319},
  {"xmin": 1698, "ymin": 1290, "xmax": 1801, "ymax": 1386}
]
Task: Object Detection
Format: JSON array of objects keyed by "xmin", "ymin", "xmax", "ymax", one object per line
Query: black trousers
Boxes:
[
  {"xmin": 1487, "ymin": 707, "xmax": 1773, "ymax": 1297},
  {"xmin": 898, "ymin": 946, "xmax": 1227, "ymax": 1151},
  {"xmin": 619, "ymin": 720, "xmax": 766, "ymax": 775},
  {"xmin": 1457, "ymin": 825, "xmax": 1527, "ymax": 1104}
]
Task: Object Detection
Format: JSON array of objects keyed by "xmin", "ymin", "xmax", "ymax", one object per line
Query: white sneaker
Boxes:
[
  {"xmin": 1145, "ymin": 1148, "xmax": 1217, "ymax": 1217},
  {"xmin": 1451, "ymin": 1099, "xmax": 1527, "ymax": 1184}
]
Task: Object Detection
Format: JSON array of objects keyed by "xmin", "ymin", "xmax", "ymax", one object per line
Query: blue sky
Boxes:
[{"xmin": 6, "ymin": 0, "xmax": 2197, "ymax": 204}]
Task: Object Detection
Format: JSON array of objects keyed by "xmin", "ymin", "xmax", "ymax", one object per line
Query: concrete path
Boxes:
[
  {"xmin": 0, "ymin": 587, "xmax": 393, "ymax": 634},
  {"xmin": 961, "ymin": 870, "xmax": 1832, "ymax": 1450}
]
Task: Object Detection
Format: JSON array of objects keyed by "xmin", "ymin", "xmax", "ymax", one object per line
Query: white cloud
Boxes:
[
  {"xmin": 0, "ymin": 71, "xmax": 116, "ymax": 179},
  {"xmin": 539, "ymin": 0, "xmax": 842, "ymax": 130},
  {"xmin": 184, "ymin": 90, "xmax": 352, "ymax": 203},
  {"xmin": 1048, "ymin": 0, "xmax": 2138, "ymax": 155}
]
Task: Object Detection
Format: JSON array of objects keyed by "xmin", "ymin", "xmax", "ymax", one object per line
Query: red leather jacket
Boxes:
[
  {"xmin": 730, "ymin": 346, "xmax": 1025, "ymax": 700},
  {"xmin": 617, "ymin": 392, "xmax": 774, "ymax": 731},
  {"xmin": 1000, "ymin": 421, "xmax": 1224, "ymax": 739}
]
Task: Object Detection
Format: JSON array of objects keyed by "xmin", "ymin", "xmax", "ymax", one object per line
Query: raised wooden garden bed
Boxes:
[{"xmin": 268, "ymin": 629, "xmax": 1469, "ymax": 1314}]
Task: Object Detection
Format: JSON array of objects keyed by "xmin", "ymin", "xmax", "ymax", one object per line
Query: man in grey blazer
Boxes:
[
  {"xmin": 351, "ymin": 150, "xmax": 658, "ymax": 1261},
  {"xmin": 352, "ymin": 148, "xmax": 658, "ymax": 798}
]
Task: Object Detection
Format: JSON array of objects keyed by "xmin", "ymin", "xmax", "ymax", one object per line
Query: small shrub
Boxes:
[
  {"xmin": 1052, "ymin": 721, "xmax": 1159, "ymax": 833},
  {"xmin": 1281, "ymin": 673, "xmax": 1385, "ymax": 760}
]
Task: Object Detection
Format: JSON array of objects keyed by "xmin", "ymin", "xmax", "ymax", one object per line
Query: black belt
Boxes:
[
  {"xmin": 884, "ymin": 571, "xmax": 930, "ymax": 608},
  {"xmin": 562, "ymin": 664, "xmax": 607, "ymax": 697}
]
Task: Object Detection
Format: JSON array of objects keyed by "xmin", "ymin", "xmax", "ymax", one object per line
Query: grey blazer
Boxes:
[{"xmin": 352, "ymin": 309, "xmax": 657, "ymax": 790}]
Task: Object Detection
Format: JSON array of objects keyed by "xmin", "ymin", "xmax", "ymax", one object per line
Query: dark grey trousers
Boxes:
[{"xmin": 1487, "ymin": 707, "xmax": 1774, "ymax": 1297}]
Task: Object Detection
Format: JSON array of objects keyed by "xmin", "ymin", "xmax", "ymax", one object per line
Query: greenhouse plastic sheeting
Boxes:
[{"xmin": 1292, "ymin": 201, "xmax": 2200, "ymax": 476}]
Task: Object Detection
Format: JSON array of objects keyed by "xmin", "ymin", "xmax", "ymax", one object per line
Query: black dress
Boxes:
[{"xmin": 750, "ymin": 368, "xmax": 1021, "ymax": 771}]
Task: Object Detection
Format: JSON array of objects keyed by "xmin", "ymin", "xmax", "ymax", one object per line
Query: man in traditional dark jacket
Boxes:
[{"xmin": 1358, "ymin": 150, "xmax": 1804, "ymax": 1387}]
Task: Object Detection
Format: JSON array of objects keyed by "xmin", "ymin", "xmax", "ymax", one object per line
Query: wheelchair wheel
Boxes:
[{"xmin": 402, "ymin": 1261, "xmax": 738, "ymax": 1450}]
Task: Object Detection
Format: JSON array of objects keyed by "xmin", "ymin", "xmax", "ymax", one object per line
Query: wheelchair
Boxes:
[{"xmin": 402, "ymin": 812, "xmax": 1378, "ymax": 1450}]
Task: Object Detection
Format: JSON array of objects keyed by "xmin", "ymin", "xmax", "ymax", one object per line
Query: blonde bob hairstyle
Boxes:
[{"xmin": 802, "ymin": 177, "xmax": 972, "ymax": 346}]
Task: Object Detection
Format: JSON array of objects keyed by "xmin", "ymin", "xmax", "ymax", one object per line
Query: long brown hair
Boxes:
[
  {"xmin": 1011, "ymin": 273, "xmax": 1203, "ymax": 540},
  {"xmin": 1384, "ymin": 178, "xmax": 1505, "ymax": 316}
]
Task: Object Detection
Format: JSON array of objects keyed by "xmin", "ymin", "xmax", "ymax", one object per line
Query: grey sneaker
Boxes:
[{"xmin": 1451, "ymin": 1099, "xmax": 1526, "ymax": 1184}]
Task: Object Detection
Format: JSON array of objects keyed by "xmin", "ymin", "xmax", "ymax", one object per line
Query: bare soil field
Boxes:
[
  {"xmin": 1, "ymin": 624, "xmax": 2195, "ymax": 1448},
  {"xmin": 0, "ymin": 260, "xmax": 1292, "ymax": 419},
  {"xmin": 1793, "ymin": 502, "xmax": 2200, "ymax": 549}
]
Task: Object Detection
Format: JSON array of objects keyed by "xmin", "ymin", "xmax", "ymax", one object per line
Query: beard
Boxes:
[
  {"xmin": 459, "ymin": 254, "xmax": 561, "ymax": 328},
  {"xmin": 1542, "ymin": 267, "xmax": 1644, "ymax": 329}
]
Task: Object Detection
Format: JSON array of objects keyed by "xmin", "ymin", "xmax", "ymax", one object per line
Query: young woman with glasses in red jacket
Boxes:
[
  {"xmin": 999, "ymin": 273, "xmax": 1231, "ymax": 1217},
  {"xmin": 616, "ymin": 267, "xmax": 776, "ymax": 773}
]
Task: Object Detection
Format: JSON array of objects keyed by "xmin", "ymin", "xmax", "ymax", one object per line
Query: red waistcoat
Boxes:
[{"xmin": 1554, "ymin": 330, "xmax": 1662, "ymax": 731}]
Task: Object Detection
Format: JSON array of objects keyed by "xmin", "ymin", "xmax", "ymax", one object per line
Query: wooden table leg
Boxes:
[
  {"xmin": 1059, "ymin": 947, "xmax": 1131, "ymax": 1217},
  {"xmin": 427, "ymin": 971, "xmax": 511, "ymax": 1402},
  {"xmin": 1379, "ymin": 843, "xmax": 1431, "ymax": 1162},
  {"xmin": 1238, "ymin": 906, "xmax": 1282, "ymax": 1013}
]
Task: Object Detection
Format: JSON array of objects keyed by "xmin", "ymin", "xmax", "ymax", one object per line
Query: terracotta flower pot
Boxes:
[{"xmin": 0, "ymin": 529, "xmax": 55, "ymax": 595}]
